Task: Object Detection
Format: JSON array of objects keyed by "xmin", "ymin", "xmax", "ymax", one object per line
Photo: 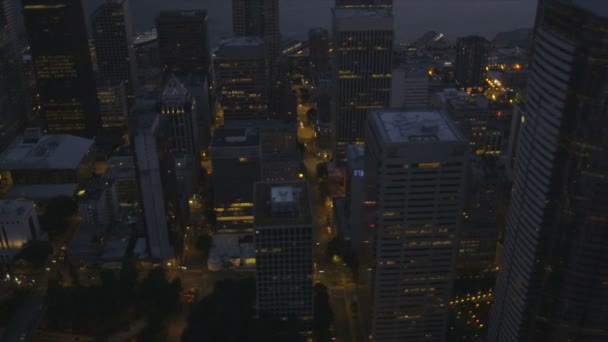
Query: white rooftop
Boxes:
[
  {"xmin": 271, "ymin": 186, "xmax": 297, "ymax": 204},
  {"xmin": 0, "ymin": 134, "xmax": 93, "ymax": 170},
  {"xmin": 0, "ymin": 199, "xmax": 34, "ymax": 217},
  {"xmin": 372, "ymin": 109, "xmax": 462, "ymax": 143}
]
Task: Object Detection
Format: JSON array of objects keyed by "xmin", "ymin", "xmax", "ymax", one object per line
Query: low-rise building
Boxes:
[
  {"xmin": 0, "ymin": 199, "xmax": 41, "ymax": 264},
  {"xmin": 78, "ymin": 179, "xmax": 119, "ymax": 230},
  {"xmin": 103, "ymin": 155, "xmax": 138, "ymax": 207},
  {"xmin": 0, "ymin": 128, "xmax": 94, "ymax": 200}
]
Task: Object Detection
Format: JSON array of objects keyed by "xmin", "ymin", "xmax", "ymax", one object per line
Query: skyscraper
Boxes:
[
  {"xmin": 130, "ymin": 98, "xmax": 173, "ymax": 261},
  {"xmin": 211, "ymin": 127, "xmax": 261, "ymax": 232},
  {"xmin": 232, "ymin": 0, "xmax": 288, "ymax": 120},
  {"xmin": 365, "ymin": 109, "xmax": 467, "ymax": 341},
  {"xmin": 254, "ymin": 181, "xmax": 314, "ymax": 329},
  {"xmin": 23, "ymin": 0, "xmax": 100, "ymax": 137},
  {"xmin": 91, "ymin": 0, "xmax": 136, "ymax": 102},
  {"xmin": 156, "ymin": 10, "xmax": 211, "ymax": 80},
  {"xmin": 332, "ymin": 7, "xmax": 393, "ymax": 161},
  {"xmin": 97, "ymin": 81, "xmax": 128, "ymax": 132},
  {"xmin": 160, "ymin": 75, "xmax": 198, "ymax": 156},
  {"xmin": 0, "ymin": 0, "xmax": 26, "ymax": 148},
  {"xmin": 308, "ymin": 28, "xmax": 330, "ymax": 72},
  {"xmin": 454, "ymin": 36, "xmax": 490, "ymax": 88},
  {"xmin": 214, "ymin": 37, "xmax": 268, "ymax": 123},
  {"xmin": 488, "ymin": 1, "xmax": 608, "ymax": 341},
  {"xmin": 232, "ymin": 0, "xmax": 280, "ymax": 61},
  {"xmin": 335, "ymin": 0, "xmax": 393, "ymax": 8}
]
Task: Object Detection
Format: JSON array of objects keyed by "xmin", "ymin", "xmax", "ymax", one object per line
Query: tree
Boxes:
[
  {"xmin": 13, "ymin": 240, "xmax": 50, "ymax": 268},
  {"xmin": 195, "ymin": 235, "xmax": 212, "ymax": 253},
  {"xmin": 326, "ymin": 237, "xmax": 343, "ymax": 263},
  {"xmin": 138, "ymin": 267, "xmax": 181, "ymax": 319},
  {"xmin": 181, "ymin": 278, "xmax": 303, "ymax": 342},
  {"xmin": 314, "ymin": 284, "xmax": 334, "ymax": 342},
  {"xmin": 316, "ymin": 162, "xmax": 328, "ymax": 178},
  {"xmin": 306, "ymin": 108, "xmax": 317, "ymax": 122},
  {"xmin": 195, "ymin": 235, "xmax": 213, "ymax": 269},
  {"xmin": 41, "ymin": 196, "xmax": 77, "ymax": 236}
]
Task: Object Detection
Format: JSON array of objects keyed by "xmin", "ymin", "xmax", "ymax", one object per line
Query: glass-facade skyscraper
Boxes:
[
  {"xmin": 23, "ymin": 0, "xmax": 100, "ymax": 137},
  {"xmin": 488, "ymin": 1, "xmax": 608, "ymax": 341},
  {"xmin": 91, "ymin": 0, "xmax": 136, "ymax": 104},
  {"xmin": 332, "ymin": 7, "xmax": 393, "ymax": 161}
]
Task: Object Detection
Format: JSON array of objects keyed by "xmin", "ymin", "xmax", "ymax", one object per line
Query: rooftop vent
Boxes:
[{"xmin": 270, "ymin": 186, "xmax": 300, "ymax": 219}]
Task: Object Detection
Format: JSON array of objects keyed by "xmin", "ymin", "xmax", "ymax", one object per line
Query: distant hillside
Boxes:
[{"xmin": 492, "ymin": 28, "xmax": 533, "ymax": 49}]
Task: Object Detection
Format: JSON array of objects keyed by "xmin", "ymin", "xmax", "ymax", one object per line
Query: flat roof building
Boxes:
[
  {"xmin": 365, "ymin": 109, "xmax": 467, "ymax": 341},
  {"xmin": 0, "ymin": 129, "xmax": 94, "ymax": 200},
  {"xmin": 254, "ymin": 181, "xmax": 314, "ymax": 331}
]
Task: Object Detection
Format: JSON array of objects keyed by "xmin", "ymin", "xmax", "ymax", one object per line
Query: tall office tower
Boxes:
[
  {"xmin": 457, "ymin": 156, "xmax": 501, "ymax": 273},
  {"xmin": 92, "ymin": 0, "xmax": 136, "ymax": 103},
  {"xmin": 254, "ymin": 181, "xmax": 314, "ymax": 329},
  {"xmin": 232, "ymin": 0, "xmax": 282, "ymax": 119},
  {"xmin": 344, "ymin": 144, "xmax": 368, "ymax": 252},
  {"xmin": 211, "ymin": 127, "xmax": 261, "ymax": 232},
  {"xmin": 0, "ymin": 0, "xmax": 26, "ymax": 149},
  {"xmin": 336, "ymin": 0, "xmax": 393, "ymax": 8},
  {"xmin": 130, "ymin": 98, "xmax": 174, "ymax": 261},
  {"xmin": 488, "ymin": 2, "xmax": 608, "ymax": 341},
  {"xmin": 232, "ymin": 0, "xmax": 280, "ymax": 62},
  {"xmin": 365, "ymin": 109, "xmax": 467, "ymax": 341},
  {"xmin": 97, "ymin": 81, "xmax": 128, "ymax": 134},
  {"xmin": 315, "ymin": 93, "xmax": 333, "ymax": 154},
  {"xmin": 156, "ymin": 10, "xmax": 210, "ymax": 80},
  {"xmin": 23, "ymin": 0, "xmax": 100, "ymax": 137},
  {"xmin": 308, "ymin": 28, "xmax": 330, "ymax": 72},
  {"xmin": 332, "ymin": 7, "xmax": 393, "ymax": 161},
  {"xmin": 505, "ymin": 104, "xmax": 525, "ymax": 180},
  {"xmin": 160, "ymin": 75, "xmax": 198, "ymax": 156},
  {"xmin": 258, "ymin": 121, "xmax": 300, "ymax": 182},
  {"xmin": 391, "ymin": 66, "xmax": 430, "ymax": 108},
  {"xmin": 443, "ymin": 96, "xmax": 511, "ymax": 156},
  {"xmin": 454, "ymin": 36, "xmax": 489, "ymax": 88},
  {"xmin": 214, "ymin": 37, "xmax": 268, "ymax": 123}
]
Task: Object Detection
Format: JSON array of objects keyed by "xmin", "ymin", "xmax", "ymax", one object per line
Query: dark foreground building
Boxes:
[
  {"xmin": 488, "ymin": 1, "xmax": 608, "ymax": 341},
  {"xmin": 23, "ymin": 0, "xmax": 100, "ymax": 137}
]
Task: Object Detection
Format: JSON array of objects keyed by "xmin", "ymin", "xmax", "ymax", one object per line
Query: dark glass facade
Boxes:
[
  {"xmin": 488, "ymin": 1, "xmax": 608, "ymax": 341},
  {"xmin": 23, "ymin": 0, "xmax": 100, "ymax": 137},
  {"xmin": 156, "ymin": 10, "xmax": 210, "ymax": 80}
]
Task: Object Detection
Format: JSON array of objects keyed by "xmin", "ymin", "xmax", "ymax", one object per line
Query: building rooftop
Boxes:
[
  {"xmin": 346, "ymin": 145, "xmax": 365, "ymax": 170},
  {"xmin": 333, "ymin": 7, "xmax": 392, "ymax": 19},
  {"xmin": 5, "ymin": 184, "xmax": 78, "ymax": 200},
  {"xmin": 162, "ymin": 74, "xmax": 190, "ymax": 100},
  {"xmin": 211, "ymin": 127, "xmax": 260, "ymax": 148},
  {"xmin": 0, "ymin": 133, "xmax": 93, "ymax": 170},
  {"xmin": 219, "ymin": 36, "xmax": 265, "ymax": 47},
  {"xmin": 104, "ymin": 156, "xmax": 136, "ymax": 180},
  {"xmin": 80, "ymin": 179, "xmax": 110, "ymax": 203},
  {"xmin": 371, "ymin": 109, "xmax": 463, "ymax": 144},
  {"xmin": 0, "ymin": 199, "xmax": 34, "ymax": 217},
  {"xmin": 157, "ymin": 10, "xmax": 207, "ymax": 19},
  {"xmin": 254, "ymin": 181, "xmax": 312, "ymax": 227}
]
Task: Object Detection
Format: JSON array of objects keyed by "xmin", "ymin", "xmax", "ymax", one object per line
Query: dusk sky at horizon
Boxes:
[{"xmin": 83, "ymin": 0, "xmax": 538, "ymax": 44}]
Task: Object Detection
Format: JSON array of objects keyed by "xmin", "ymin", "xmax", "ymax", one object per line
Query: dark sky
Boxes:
[
  {"xmin": 6, "ymin": 0, "xmax": 538, "ymax": 45},
  {"xmin": 84, "ymin": 0, "xmax": 537, "ymax": 45}
]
